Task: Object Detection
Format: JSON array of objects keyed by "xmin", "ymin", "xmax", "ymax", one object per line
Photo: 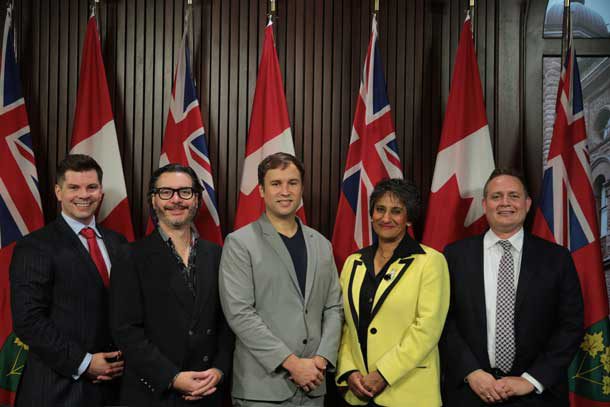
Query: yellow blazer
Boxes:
[{"xmin": 336, "ymin": 239, "xmax": 449, "ymax": 407}]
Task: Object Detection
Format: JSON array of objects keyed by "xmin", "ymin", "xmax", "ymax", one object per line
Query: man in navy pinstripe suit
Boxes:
[{"xmin": 10, "ymin": 154, "xmax": 126, "ymax": 407}]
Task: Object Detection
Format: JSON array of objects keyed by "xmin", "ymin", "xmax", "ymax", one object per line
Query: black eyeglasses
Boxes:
[{"xmin": 152, "ymin": 187, "xmax": 195, "ymax": 200}]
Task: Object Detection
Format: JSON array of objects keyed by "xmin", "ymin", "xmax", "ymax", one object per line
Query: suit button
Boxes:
[
  {"xmin": 189, "ymin": 330, "xmax": 194, "ymax": 336},
  {"xmin": 206, "ymin": 328, "xmax": 213, "ymax": 335},
  {"xmin": 203, "ymin": 355, "xmax": 209, "ymax": 362},
  {"xmin": 302, "ymin": 339, "xmax": 308, "ymax": 344},
  {"xmin": 370, "ymin": 328, "xmax": 377, "ymax": 334}
]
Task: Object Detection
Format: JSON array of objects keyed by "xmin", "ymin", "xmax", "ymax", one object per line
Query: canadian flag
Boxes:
[
  {"xmin": 70, "ymin": 14, "xmax": 134, "ymax": 241},
  {"xmin": 422, "ymin": 15, "xmax": 494, "ymax": 251},
  {"xmin": 233, "ymin": 20, "xmax": 305, "ymax": 230}
]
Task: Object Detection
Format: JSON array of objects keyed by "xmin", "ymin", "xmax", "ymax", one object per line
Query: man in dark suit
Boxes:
[
  {"xmin": 441, "ymin": 168, "xmax": 584, "ymax": 406},
  {"xmin": 110, "ymin": 163, "xmax": 233, "ymax": 407},
  {"xmin": 10, "ymin": 154, "xmax": 126, "ymax": 407}
]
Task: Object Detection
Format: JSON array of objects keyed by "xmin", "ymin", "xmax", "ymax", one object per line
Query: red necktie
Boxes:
[{"xmin": 80, "ymin": 227, "xmax": 110, "ymax": 288}]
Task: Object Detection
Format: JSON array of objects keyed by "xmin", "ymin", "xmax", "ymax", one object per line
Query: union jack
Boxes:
[
  {"xmin": 0, "ymin": 5, "xmax": 43, "ymax": 404},
  {"xmin": 532, "ymin": 39, "xmax": 610, "ymax": 406},
  {"xmin": 331, "ymin": 14, "xmax": 402, "ymax": 269},
  {"xmin": 156, "ymin": 11, "xmax": 222, "ymax": 245}
]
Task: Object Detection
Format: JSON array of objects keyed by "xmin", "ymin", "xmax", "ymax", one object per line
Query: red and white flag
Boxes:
[
  {"xmin": 422, "ymin": 15, "xmax": 494, "ymax": 252},
  {"xmin": 233, "ymin": 20, "xmax": 305, "ymax": 230},
  {"xmin": 532, "ymin": 38, "xmax": 610, "ymax": 407},
  {"xmin": 331, "ymin": 15, "xmax": 403, "ymax": 270},
  {"xmin": 0, "ymin": 5, "xmax": 44, "ymax": 404},
  {"xmin": 70, "ymin": 14, "xmax": 134, "ymax": 241},
  {"xmin": 154, "ymin": 12, "xmax": 223, "ymax": 245}
]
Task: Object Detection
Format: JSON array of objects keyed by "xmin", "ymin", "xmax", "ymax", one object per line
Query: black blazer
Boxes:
[
  {"xmin": 10, "ymin": 215, "xmax": 127, "ymax": 407},
  {"xmin": 441, "ymin": 232, "xmax": 584, "ymax": 407},
  {"xmin": 110, "ymin": 230, "xmax": 233, "ymax": 407}
]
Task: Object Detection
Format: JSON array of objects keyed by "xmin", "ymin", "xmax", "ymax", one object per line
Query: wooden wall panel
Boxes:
[{"xmin": 10, "ymin": 0, "xmax": 530, "ymax": 240}]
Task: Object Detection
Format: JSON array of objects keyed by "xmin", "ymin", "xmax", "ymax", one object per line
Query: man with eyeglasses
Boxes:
[{"xmin": 110, "ymin": 163, "xmax": 233, "ymax": 407}]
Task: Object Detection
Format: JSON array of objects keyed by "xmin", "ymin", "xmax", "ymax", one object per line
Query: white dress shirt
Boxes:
[
  {"xmin": 61, "ymin": 213, "xmax": 111, "ymax": 380},
  {"xmin": 483, "ymin": 228, "xmax": 544, "ymax": 393}
]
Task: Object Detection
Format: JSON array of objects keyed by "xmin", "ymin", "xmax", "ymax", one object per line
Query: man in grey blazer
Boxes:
[{"xmin": 219, "ymin": 152, "xmax": 343, "ymax": 406}]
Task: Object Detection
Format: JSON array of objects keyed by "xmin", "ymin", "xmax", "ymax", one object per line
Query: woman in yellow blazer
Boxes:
[{"xmin": 336, "ymin": 178, "xmax": 450, "ymax": 407}]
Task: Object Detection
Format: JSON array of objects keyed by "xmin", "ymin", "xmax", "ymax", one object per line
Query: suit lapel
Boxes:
[
  {"xmin": 258, "ymin": 215, "xmax": 303, "ymax": 299},
  {"xmin": 471, "ymin": 235, "xmax": 489, "ymax": 357},
  {"xmin": 370, "ymin": 258, "xmax": 413, "ymax": 320},
  {"xmin": 149, "ymin": 231, "xmax": 195, "ymax": 312},
  {"xmin": 192, "ymin": 242, "xmax": 213, "ymax": 325},
  {"xmin": 346, "ymin": 259, "xmax": 366, "ymax": 329},
  {"xmin": 302, "ymin": 223, "xmax": 316, "ymax": 306},
  {"xmin": 515, "ymin": 233, "xmax": 533, "ymax": 312},
  {"xmin": 99, "ymin": 227, "xmax": 120, "ymax": 270},
  {"xmin": 56, "ymin": 216, "xmax": 106, "ymax": 287}
]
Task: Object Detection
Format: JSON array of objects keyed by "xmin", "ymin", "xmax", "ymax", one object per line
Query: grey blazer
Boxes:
[{"xmin": 219, "ymin": 214, "xmax": 343, "ymax": 402}]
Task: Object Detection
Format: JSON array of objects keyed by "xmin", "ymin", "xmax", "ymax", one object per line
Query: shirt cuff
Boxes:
[
  {"xmin": 521, "ymin": 372, "xmax": 544, "ymax": 394},
  {"xmin": 73, "ymin": 353, "xmax": 92, "ymax": 380}
]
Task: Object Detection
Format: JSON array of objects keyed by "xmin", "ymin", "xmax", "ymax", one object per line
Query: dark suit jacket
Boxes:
[
  {"xmin": 9, "ymin": 215, "xmax": 127, "ymax": 407},
  {"xmin": 110, "ymin": 230, "xmax": 233, "ymax": 407},
  {"xmin": 441, "ymin": 232, "xmax": 584, "ymax": 407}
]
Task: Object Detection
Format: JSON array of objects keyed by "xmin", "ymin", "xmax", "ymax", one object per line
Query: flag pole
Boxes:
[
  {"xmin": 268, "ymin": 0, "xmax": 276, "ymax": 24},
  {"xmin": 90, "ymin": 0, "xmax": 98, "ymax": 17},
  {"xmin": 561, "ymin": 0, "xmax": 570, "ymax": 68},
  {"xmin": 186, "ymin": 0, "xmax": 194, "ymax": 88},
  {"xmin": 469, "ymin": 0, "xmax": 475, "ymax": 47}
]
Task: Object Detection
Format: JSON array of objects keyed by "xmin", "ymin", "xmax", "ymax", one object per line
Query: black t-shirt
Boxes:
[{"xmin": 279, "ymin": 223, "xmax": 308, "ymax": 296}]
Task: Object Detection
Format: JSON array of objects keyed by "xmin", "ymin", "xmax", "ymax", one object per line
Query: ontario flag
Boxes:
[
  {"xmin": 421, "ymin": 15, "xmax": 494, "ymax": 252},
  {"xmin": 70, "ymin": 14, "xmax": 134, "ymax": 241},
  {"xmin": 331, "ymin": 14, "xmax": 403, "ymax": 270},
  {"xmin": 155, "ymin": 12, "xmax": 223, "ymax": 245},
  {"xmin": 233, "ymin": 20, "xmax": 305, "ymax": 230},
  {"xmin": 0, "ymin": 5, "xmax": 44, "ymax": 405},
  {"xmin": 532, "ymin": 39, "xmax": 610, "ymax": 407}
]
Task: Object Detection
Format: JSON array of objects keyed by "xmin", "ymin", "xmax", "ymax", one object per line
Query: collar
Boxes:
[
  {"xmin": 358, "ymin": 233, "xmax": 426, "ymax": 263},
  {"xmin": 157, "ymin": 225, "xmax": 199, "ymax": 245},
  {"xmin": 484, "ymin": 227, "xmax": 524, "ymax": 252},
  {"xmin": 61, "ymin": 212, "xmax": 101, "ymax": 238},
  {"xmin": 259, "ymin": 212, "xmax": 304, "ymax": 235},
  {"xmin": 278, "ymin": 219, "xmax": 303, "ymax": 239}
]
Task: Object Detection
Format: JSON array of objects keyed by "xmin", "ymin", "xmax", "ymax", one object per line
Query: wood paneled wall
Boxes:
[{"xmin": 8, "ymin": 0, "xmax": 532, "ymax": 239}]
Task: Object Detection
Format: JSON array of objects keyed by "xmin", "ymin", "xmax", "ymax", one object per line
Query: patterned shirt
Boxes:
[{"xmin": 158, "ymin": 227, "xmax": 199, "ymax": 296}]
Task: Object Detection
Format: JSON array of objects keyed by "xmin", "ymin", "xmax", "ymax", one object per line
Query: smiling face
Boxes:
[
  {"xmin": 482, "ymin": 174, "xmax": 532, "ymax": 239},
  {"xmin": 259, "ymin": 163, "xmax": 303, "ymax": 221},
  {"xmin": 151, "ymin": 171, "xmax": 199, "ymax": 231},
  {"xmin": 371, "ymin": 192, "xmax": 409, "ymax": 244},
  {"xmin": 55, "ymin": 170, "xmax": 103, "ymax": 225}
]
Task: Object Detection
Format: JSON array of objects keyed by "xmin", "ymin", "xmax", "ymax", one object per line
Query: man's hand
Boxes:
[
  {"xmin": 180, "ymin": 368, "xmax": 223, "ymax": 401},
  {"xmin": 173, "ymin": 370, "xmax": 220, "ymax": 398},
  {"xmin": 312, "ymin": 355, "xmax": 328, "ymax": 372},
  {"xmin": 361, "ymin": 370, "xmax": 387, "ymax": 396},
  {"xmin": 346, "ymin": 371, "xmax": 374, "ymax": 400},
  {"xmin": 496, "ymin": 376, "xmax": 535, "ymax": 397},
  {"xmin": 282, "ymin": 354, "xmax": 324, "ymax": 392},
  {"xmin": 86, "ymin": 352, "xmax": 124, "ymax": 382},
  {"xmin": 466, "ymin": 369, "xmax": 509, "ymax": 404}
]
